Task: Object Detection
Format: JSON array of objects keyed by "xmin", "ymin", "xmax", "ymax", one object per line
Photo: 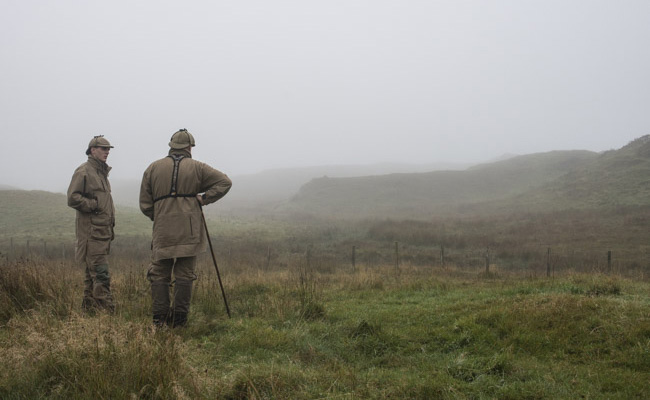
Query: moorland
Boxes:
[{"xmin": 0, "ymin": 136, "xmax": 649, "ymax": 398}]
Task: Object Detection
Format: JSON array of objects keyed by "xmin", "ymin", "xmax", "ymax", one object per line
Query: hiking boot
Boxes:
[{"xmin": 168, "ymin": 312, "xmax": 188, "ymax": 328}]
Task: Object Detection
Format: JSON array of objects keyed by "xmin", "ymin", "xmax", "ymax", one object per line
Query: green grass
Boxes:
[{"xmin": 1, "ymin": 259, "xmax": 648, "ymax": 399}]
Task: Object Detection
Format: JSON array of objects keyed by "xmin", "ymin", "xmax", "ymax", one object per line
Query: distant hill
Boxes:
[
  {"xmin": 107, "ymin": 161, "xmax": 476, "ymax": 213},
  {"xmin": 0, "ymin": 190, "xmax": 74, "ymax": 239},
  {"xmin": 0, "ymin": 184, "xmax": 20, "ymax": 190},
  {"xmin": 505, "ymin": 135, "xmax": 650, "ymax": 211},
  {"xmin": 0, "ymin": 190, "xmax": 151, "ymax": 240},
  {"xmin": 216, "ymin": 161, "xmax": 474, "ymax": 213},
  {"xmin": 2, "ymin": 138, "xmax": 648, "ymax": 236},
  {"xmin": 281, "ymin": 148, "xmax": 604, "ymax": 218}
]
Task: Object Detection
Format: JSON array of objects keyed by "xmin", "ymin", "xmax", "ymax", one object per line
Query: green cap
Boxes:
[
  {"xmin": 169, "ymin": 128, "xmax": 196, "ymax": 149},
  {"xmin": 86, "ymin": 135, "xmax": 114, "ymax": 155}
]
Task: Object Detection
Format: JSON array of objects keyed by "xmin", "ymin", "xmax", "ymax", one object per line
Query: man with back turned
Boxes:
[{"xmin": 139, "ymin": 129, "xmax": 232, "ymax": 327}]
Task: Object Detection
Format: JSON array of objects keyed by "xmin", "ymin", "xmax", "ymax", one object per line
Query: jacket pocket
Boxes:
[
  {"xmin": 153, "ymin": 212, "xmax": 201, "ymax": 247},
  {"xmin": 90, "ymin": 213, "xmax": 112, "ymax": 227},
  {"xmin": 90, "ymin": 224, "xmax": 112, "ymax": 241}
]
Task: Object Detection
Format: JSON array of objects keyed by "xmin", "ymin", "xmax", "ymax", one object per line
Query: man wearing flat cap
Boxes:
[
  {"xmin": 67, "ymin": 135, "xmax": 116, "ymax": 313},
  {"xmin": 140, "ymin": 129, "xmax": 232, "ymax": 328}
]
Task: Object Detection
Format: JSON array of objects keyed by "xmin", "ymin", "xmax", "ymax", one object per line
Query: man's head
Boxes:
[
  {"xmin": 169, "ymin": 129, "xmax": 196, "ymax": 150},
  {"xmin": 86, "ymin": 135, "xmax": 113, "ymax": 162}
]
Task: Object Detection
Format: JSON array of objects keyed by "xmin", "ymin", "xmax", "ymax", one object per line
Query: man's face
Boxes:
[{"xmin": 90, "ymin": 146, "xmax": 110, "ymax": 162}]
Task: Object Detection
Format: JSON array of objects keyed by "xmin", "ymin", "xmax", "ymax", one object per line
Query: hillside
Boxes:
[
  {"xmin": 283, "ymin": 149, "xmax": 601, "ymax": 218},
  {"xmin": 217, "ymin": 161, "xmax": 473, "ymax": 211},
  {"xmin": 106, "ymin": 161, "xmax": 475, "ymax": 213},
  {"xmin": 0, "ymin": 190, "xmax": 74, "ymax": 239},
  {"xmin": 0, "ymin": 190, "xmax": 151, "ymax": 240},
  {"xmin": 3, "ymin": 137, "xmax": 648, "ymax": 232},
  {"xmin": 506, "ymin": 135, "xmax": 650, "ymax": 211}
]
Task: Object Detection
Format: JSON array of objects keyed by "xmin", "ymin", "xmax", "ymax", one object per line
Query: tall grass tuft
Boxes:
[
  {"xmin": 0, "ymin": 313, "xmax": 203, "ymax": 399},
  {"xmin": 0, "ymin": 260, "xmax": 77, "ymax": 323}
]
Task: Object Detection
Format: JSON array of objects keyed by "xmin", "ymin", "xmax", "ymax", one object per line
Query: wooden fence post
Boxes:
[
  {"xmin": 394, "ymin": 242, "xmax": 400, "ymax": 271},
  {"xmin": 607, "ymin": 250, "xmax": 612, "ymax": 274}
]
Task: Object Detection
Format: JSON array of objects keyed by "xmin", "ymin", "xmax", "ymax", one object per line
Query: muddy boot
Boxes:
[
  {"xmin": 170, "ymin": 279, "xmax": 193, "ymax": 327},
  {"xmin": 169, "ymin": 312, "xmax": 187, "ymax": 327},
  {"xmin": 81, "ymin": 297, "xmax": 97, "ymax": 315},
  {"xmin": 152, "ymin": 314, "xmax": 168, "ymax": 328},
  {"xmin": 151, "ymin": 281, "xmax": 171, "ymax": 327}
]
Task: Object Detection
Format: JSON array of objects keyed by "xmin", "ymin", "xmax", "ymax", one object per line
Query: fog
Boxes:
[{"xmin": 1, "ymin": 0, "xmax": 649, "ymax": 193}]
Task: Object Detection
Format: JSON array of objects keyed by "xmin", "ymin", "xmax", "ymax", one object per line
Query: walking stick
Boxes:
[{"xmin": 198, "ymin": 200, "xmax": 231, "ymax": 318}]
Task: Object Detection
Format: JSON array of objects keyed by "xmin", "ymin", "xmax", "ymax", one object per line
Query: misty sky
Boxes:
[{"xmin": 1, "ymin": 0, "xmax": 649, "ymax": 192}]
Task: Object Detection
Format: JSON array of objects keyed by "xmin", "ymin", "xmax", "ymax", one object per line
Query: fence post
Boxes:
[
  {"xmin": 440, "ymin": 244, "xmax": 445, "ymax": 268},
  {"xmin": 394, "ymin": 242, "xmax": 400, "ymax": 272},
  {"xmin": 607, "ymin": 250, "xmax": 612, "ymax": 274}
]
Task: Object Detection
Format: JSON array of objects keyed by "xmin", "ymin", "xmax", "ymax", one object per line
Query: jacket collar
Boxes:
[
  {"xmin": 168, "ymin": 148, "xmax": 192, "ymax": 159},
  {"xmin": 87, "ymin": 156, "xmax": 111, "ymax": 176}
]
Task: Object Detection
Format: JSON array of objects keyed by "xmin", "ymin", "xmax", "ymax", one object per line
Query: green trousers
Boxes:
[{"xmin": 82, "ymin": 263, "xmax": 115, "ymax": 312}]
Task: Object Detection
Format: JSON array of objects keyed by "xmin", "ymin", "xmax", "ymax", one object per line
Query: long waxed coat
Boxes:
[
  {"xmin": 139, "ymin": 149, "xmax": 232, "ymax": 261},
  {"xmin": 67, "ymin": 157, "xmax": 115, "ymax": 265}
]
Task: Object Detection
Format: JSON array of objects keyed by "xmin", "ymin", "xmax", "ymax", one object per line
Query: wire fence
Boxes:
[{"xmin": 1, "ymin": 237, "xmax": 648, "ymax": 279}]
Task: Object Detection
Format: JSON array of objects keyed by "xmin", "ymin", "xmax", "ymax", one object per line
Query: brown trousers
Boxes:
[{"xmin": 147, "ymin": 256, "xmax": 197, "ymax": 317}]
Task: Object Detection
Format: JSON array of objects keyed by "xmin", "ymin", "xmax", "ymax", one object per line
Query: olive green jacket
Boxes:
[
  {"xmin": 67, "ymin": 157, "xmax": 115, "ymax": 264},
  {"xmin": 139, "ymin": 149, "xmax": 232, "ymax": 261}
]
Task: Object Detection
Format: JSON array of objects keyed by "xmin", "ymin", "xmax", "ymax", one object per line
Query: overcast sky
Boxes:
[{"xmin": 1, "ymin": 0, "xmax": 649, "ymax": 192}]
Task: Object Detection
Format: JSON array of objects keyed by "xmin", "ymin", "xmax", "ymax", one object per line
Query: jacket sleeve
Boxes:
[
  {"xmin": 139, "ymin": 166, "xmax": 155, "ymax": 221},
  {"xmin": 200, "ymin": 164, "xmax": 232, "ymax": 206},
  {"xmin": 67, "ymin": 167, "xmax": 98, "ymax": 213}
]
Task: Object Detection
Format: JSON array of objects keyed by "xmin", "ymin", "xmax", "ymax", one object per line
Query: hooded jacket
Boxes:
[
  {"xmin": 139, "ymin": 149, "xmax": 232, "ymax": 261},
  {"xmin": 67, "ymin": 156, "xmax": 115, "ymax": 264}
]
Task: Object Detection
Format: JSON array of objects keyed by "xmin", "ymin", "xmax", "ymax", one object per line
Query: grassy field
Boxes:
[
  {"xmin": 1, "ymin": 136, "xmax": 650, "ymax": 399},
  {"xmin": 1, "ymin": 255, "xmax": 648, "ymax": 399}
]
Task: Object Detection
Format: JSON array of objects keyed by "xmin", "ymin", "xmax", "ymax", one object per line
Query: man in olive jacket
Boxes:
[
  {"xmin": 67, "ymin": 135, "xmax": 116, "ymax": 313},
  {"xmin": 140, "ymin": 129, "xmax": 232, "ymax": 327}
]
